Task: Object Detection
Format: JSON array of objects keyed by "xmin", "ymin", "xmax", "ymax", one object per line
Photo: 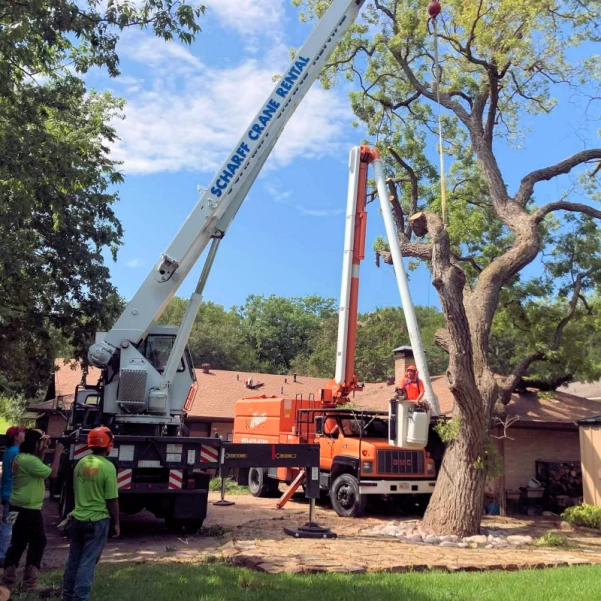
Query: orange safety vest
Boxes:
[{"xmin": 403, "ymin": 378, "xmax": 424, "ymax": 401}]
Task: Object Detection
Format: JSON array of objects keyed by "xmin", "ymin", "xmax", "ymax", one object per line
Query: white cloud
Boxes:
[
  {"xmin": 295, "ymin": 206, "xmax": 345, "ymax": 217},
  {"xmin": 126, "ymin": 258, "xmax": 142, "ymax": 268},
  {"xmin": 264, "ymin": 181, "xmax": 292, "ymax": 203},
  {"xmin": 203, "ymin": 0, "xmax": 285, "ymax": 36},
  {"xmin": 110, "ymin": 34, "xmax": 353, "ymax": 176}
]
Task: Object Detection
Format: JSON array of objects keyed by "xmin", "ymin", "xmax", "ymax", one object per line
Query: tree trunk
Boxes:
[{"xmin": 422, "ymin": 415, "xmax": 486, "ymax": 535}]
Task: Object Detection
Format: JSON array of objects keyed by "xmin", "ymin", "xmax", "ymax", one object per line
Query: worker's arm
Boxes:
[{"xmin": 106, "ymin": 498, "xmax": 120, "ymax": 537}]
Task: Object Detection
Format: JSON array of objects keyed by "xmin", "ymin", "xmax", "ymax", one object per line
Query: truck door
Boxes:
[{"xmin": 318, "ymin": 417, "xmax": 339, "ymax": 471}]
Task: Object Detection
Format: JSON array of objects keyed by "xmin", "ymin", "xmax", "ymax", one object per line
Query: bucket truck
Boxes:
[
  {"xmin": 55, "ymin": 0, "xmax": 368, "ymax": 533},
  {"xmin": 232, "ymin": 147, "xmax": 437, "ymax": 518}
]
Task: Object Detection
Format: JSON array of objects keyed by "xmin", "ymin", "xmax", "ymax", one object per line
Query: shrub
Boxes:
[
  {"xmin": 536, "ymin": 532, "xmax": 570, "ymax": 548},
  {"xmin": 561, "ymin": 504, "xmax": 601, "ymax": 529}
]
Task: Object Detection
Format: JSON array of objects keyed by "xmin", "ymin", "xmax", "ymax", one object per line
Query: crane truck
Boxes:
[
  {"xmin": 54, "ymin": 0, "xmax": 370, "ymax": 533},
  {"xmin": 232, "ymin": 147, "xmax": 436, "ymax": 517}
]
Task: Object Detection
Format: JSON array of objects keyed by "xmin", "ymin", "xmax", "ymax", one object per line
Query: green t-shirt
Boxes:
[
  {"xmin": 10, "ymin": 453, "xmax": 52, "ymax": 510},
  {"xmin": 73, "ymin": 454, "xmax": 118, "ymax": 522}
]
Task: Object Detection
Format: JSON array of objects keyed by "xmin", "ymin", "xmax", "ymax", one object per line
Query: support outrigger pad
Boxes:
[
  {"xmin": 213, "ymin": 499, "xmax": 235, "ymax": 506},
  {"xmin": 284, "ymin": 522, "xmax": 337, "ymax": 539}
]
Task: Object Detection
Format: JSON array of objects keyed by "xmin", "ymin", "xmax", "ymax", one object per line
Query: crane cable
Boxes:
[{"xmin": 428, "ymin": 2, "xmax": 447, "ymax": 227}]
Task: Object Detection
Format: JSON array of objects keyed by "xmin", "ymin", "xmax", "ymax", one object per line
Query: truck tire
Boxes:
[
  {"xmin": 248, "ymin": 467, "xmax": 279, "ymax": 498},
  {"xmin": 330, "ymin": 474, "xmax": 366, "ymax": 518}
]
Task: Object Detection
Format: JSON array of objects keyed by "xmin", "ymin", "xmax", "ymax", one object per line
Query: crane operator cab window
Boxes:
[{"xmin": 142, "ymin": 335, "xmax": 185, "ymax": 373}]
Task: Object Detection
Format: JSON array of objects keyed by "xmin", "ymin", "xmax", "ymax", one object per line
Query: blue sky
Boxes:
[{"xmin": 87, "ymin": 1, "xmax": 599, "ymax": 315}]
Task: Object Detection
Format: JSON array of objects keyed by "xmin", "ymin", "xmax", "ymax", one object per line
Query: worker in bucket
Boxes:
[
  {"xmin": 2, "ymin": 429, "xmax": 63, "ymax": 594},
  {"xmin": 0, "ymin": 426, "xmax": 26, "ymax": 567},
  {"xmin": 401, "ymin": 365, "xmax": 425, "ymax": 402},
  {"xmin": 61, "ymin": 426, "xmax": 119, "ymax": 601}
]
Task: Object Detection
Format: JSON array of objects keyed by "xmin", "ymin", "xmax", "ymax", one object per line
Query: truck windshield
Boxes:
[
  {"xmin": 142, "ymin": 335, "xmax": 185, "ymax": 373},
  {"xmin": 340, "ymin": 417, "xmax": 388, "ymax": 438}
]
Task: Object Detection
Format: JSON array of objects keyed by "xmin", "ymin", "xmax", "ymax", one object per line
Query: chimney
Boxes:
[
  {"xmin": 393, "ymin": 346, "xmax": 415, "ymax": 385},
  {"xmin": 201, "ymin": 363, "xmax": 210, "ymax": 374},
  {"xmin": 293, "ymin": 373, "xmax": 297, "ymax": 383}
]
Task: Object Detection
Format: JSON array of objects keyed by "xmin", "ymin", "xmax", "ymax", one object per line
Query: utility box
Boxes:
[{"xmin": 577, "ymin": 416, "xmax": 601, "ymax": 507}]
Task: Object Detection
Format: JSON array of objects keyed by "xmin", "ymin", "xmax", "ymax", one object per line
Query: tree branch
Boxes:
[
  {"xmin": 533, "ymin": 200, "xmax": 601, "ymax": 224},
  {"xmin": 516, "ymin": 149, "xmax": 601, "ymax": 206},
  {"xmin": 388, "ymin": 146, "xmax": 418, "ymax": 219}
]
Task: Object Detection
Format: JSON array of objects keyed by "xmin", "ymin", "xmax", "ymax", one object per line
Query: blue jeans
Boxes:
[
  {"xmin": 62, "ymin": 519, "xmax": 110, "ymax": 601},
  {"xmin": 0, "ymin": 500, "xmax": 11, "ymax": 560}
]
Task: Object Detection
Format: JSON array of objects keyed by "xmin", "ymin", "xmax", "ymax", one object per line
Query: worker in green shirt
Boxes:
[
  {"xmin": 1, "ymin": 429, "xmax": 63, "ymax": 592},
  {"xmin": 62, "ymin": 426, "xmax": 119, "ymax": 601}
]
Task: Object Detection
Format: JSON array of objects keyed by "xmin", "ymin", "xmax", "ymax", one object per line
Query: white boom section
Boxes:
[
  {"xmin": 334, "ymin": 147, "xmax": 361, "ymax": 385},
  {"xmin": 92, "ymin": 0, "xmax": 366, "ymax": 363},
  {"xmin": 372, "ymin": 158, "xmax": 441, "ymax": 416}
]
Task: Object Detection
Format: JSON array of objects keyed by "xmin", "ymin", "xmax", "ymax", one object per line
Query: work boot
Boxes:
[
  {"xmin": 22, "ymin": 566, "xmax": 57, "ymax": 597},
  {"xmin": 1, "ymin": 566, "xmax": 16, "ymax": 589}
]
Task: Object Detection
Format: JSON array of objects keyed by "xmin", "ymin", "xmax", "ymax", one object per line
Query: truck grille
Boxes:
[
  {"xmin": 377, "ymin": 450, "xmax": 424, "ymax": 475},
  {"xmin": 118, "ymin": 369, "xmax": 147, "ymax": 404}
]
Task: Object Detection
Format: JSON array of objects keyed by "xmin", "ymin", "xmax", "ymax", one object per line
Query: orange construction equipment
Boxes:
[{"xmin": 232, "ymin": 146, "xmax": 436, "ymax": 518}]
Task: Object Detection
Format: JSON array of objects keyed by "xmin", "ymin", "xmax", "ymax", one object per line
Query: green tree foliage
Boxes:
[
  {"xmin": 158, "ymin": 298, "xmax": 260, "ymax": 371},
  {"xmin": 237, "ymin": 295, "xmax": 337, "ymax": 373},
  {"xmin": 0, "ymin": 0, "xmax": 204, "ymax": 397},
  {"xmin": 292, "ymin": 305, "xmax": 447, "ymax": 381}
]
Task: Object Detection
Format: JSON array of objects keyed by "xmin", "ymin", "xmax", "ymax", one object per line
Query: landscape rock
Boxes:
[
  {"xmin": 424, "ymin": 536, "xmax": 441, "ymax": 545},
  {"xmin": 382, "ymin": 525, "xmax": 402, "ymax": 537},
  {"xmin": 439, "ymin": 541, "xmax": 458, "ymax": 548},
  {"xmin": 485, "ymin": 544, "xmax": 494, "ymax": 549},
  {"xmin": 463, "ymin": 535, "xmax": 487, "ymax": 545},
  {"xmin": 408, "ymin": 534, "xmax": 424, "ymax": 543},
  {"xmin": 440, "ymin": 535, "xmax": 459, "ymax": 543},
  {"xmin": 457, "ymin": 542, "xmax": 469, "ymax": 548},
  {"xmin": 507, "ymin": 535, "xmax": 533, "ymax": 545}
]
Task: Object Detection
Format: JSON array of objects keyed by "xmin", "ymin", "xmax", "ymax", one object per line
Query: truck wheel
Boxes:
[
  {"xmin": 248, "ymin": 467, "xmax": 272, "ymax": 498},
  {"xmin": 330, "ymin": 474, "xmax": 366, "ymax": 518}
]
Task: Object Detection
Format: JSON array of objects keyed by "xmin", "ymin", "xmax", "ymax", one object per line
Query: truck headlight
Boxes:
[
  {"xmin": 427, "ymin": 461, "xmax": 435, "ymax": 475},
  {"xmin": 362, "ymin": 461, "xmax": 373, "ymax": 473}
]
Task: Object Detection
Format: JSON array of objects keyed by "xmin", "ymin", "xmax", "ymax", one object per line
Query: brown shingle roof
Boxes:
[{"xmin": 35, "ymin": 360, "xmax": 601, "ymax": 425}]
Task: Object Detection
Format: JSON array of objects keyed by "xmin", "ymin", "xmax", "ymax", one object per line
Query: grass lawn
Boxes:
[{"xmin": 22, "ymin": 562, "xmax": 601, "ymax": 601}]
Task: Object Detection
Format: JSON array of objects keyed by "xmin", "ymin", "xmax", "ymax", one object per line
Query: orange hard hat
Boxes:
[
  {"xmin": 87, "ymin": 426, "xmax": 114, "ymax": 451},
  {"xmin": 407, "ymin": 365, "xmax": 417, "ymax": 371}
]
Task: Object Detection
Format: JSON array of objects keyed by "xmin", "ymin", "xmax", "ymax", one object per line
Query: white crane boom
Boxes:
[{"xmin": 91, "ymin": 0, "xmax": 366, "ymax": 370}]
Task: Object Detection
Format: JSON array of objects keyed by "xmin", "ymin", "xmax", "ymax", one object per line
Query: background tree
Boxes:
[
  {"xmin": 0, "ymin": 0, "xmax": 204, "ymax": 397},
  {"xmin": 159, "ymin": 298, "xmax": 260, "ymax": 371},
  {"xmin": 293, "ymin": 305, "xmax": 447, "ymax": 380},
  {"xmin": 237, "ymin": 295, "xmax": 337, "ymax": 373},
  {"xmin": 295, "ymin": 0, "xmax": 601, "ymax": 535}
]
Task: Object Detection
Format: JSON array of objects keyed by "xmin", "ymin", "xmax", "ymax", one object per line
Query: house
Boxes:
[
  {"xmin": 34, "ymin": 351, "xmax": 601, "ymax": 506},
  {"xmin": 559, "ymin": 380, "xmax": 601, "ymax": 401}
]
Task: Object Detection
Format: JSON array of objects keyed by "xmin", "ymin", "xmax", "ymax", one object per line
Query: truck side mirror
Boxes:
[{"xmin": 314, "ymin": 416, "xmax": 324, "ymax": 435}]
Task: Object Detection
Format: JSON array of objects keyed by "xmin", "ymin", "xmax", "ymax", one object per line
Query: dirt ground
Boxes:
[{"xmin": 39, "ymin": 492, "xmax": 601, "ymax": 574}]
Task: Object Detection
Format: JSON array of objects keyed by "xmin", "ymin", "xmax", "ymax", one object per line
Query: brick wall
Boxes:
[
  {"xmin": 503, "ymin": 428, "xmax": 581, "ymax": 490},
  {"xmin": 394, "ymin": 348, "xmax": 416, "ymax": 385},
  {"xmin": 211, "ymin": 421, "xmax": 234, "ymax": 441}
]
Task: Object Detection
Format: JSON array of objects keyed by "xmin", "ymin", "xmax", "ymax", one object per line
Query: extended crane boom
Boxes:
[{"xmin": 91, "ymin": 0, "xmax": 367, "ymax": 372}]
